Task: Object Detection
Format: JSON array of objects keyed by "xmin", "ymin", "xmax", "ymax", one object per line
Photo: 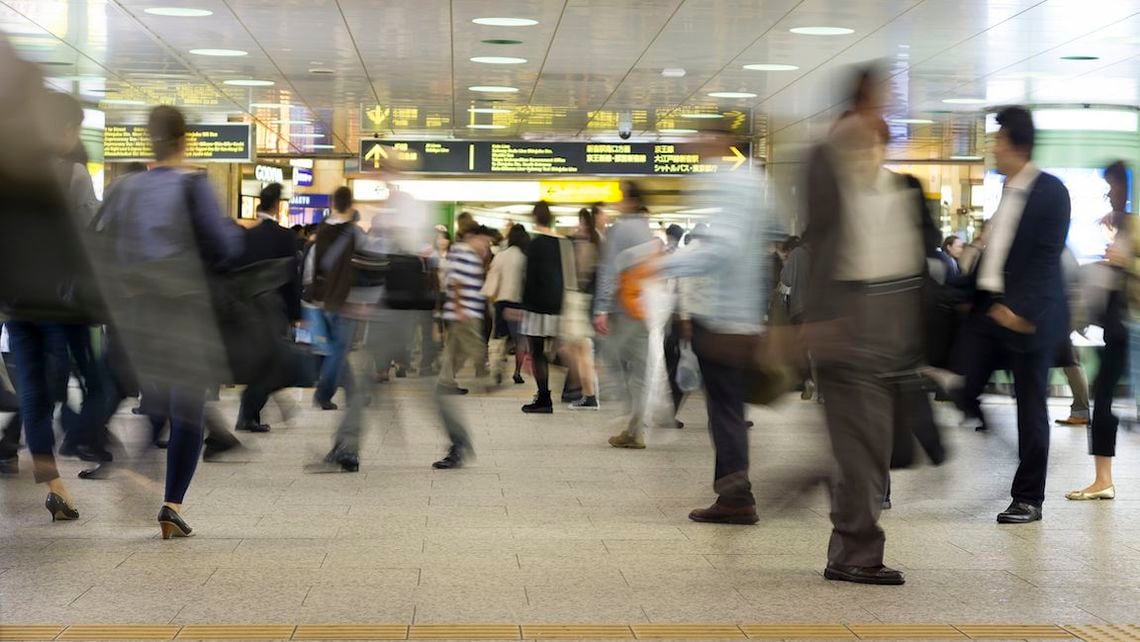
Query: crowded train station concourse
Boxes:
[{"xmin": 3, "ymin": 1, "xmax": 1140, "ymax": 641}]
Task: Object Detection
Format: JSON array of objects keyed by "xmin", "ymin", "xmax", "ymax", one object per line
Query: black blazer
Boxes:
[
  {"xmin": 988, "ymin": 170, "xmax": 1071, "ymax": 338},
  {"xmin": 236, "ymin": 219, "xmax": 303, "ymax": 322}
]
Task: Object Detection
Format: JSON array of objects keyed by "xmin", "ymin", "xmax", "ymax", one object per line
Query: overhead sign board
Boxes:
[
  {"xmin": 104, "ymin": 124, "xmax": 253, "ymax": 162},
  {"xmin": 358, "ymin": 140, "xmax": 749, "ymax": 176}
]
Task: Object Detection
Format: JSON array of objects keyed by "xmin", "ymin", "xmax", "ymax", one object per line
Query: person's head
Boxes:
[
  {"xmin": 507, "ymin": 223, "xmax": 530, "ymax": 252},
  {"xmin": 258, "ymin": 182, "xmax": 283, "ymax": 214},
  {"xmin": 456, "ymin": 211, "xmax": 475, "ymax": 231},
  {"xmin": 942, "ymin": 235, "xmax": 964, "ymax": 259},
  {"xmin": 332, "ymin": 185, "xmax": 353, "ymax": 214},
  {"xmin": 578, "ymin": 207, "xmax": 601, "ymax": 245},
  {"xmin": 147, "ymin": 105, "xmax": 188, "ymax": 163},
  {"xmin": 832, "ymin": 112, "xmax": 888, "ymax": 185},
  {"xmin": 665, "ymin": 224, "xmax": 684, "ymax": 248},
  {"xmin": 305, "ymin": 223, "xmax": 318, "ymax": 239},
  {"xmin": 43, "ymin": 91, "xmax": 84, "ymax": 158},
  {"xmin": 590, "ymin": 202, "xmax": 608, "ymax": 231},
  {"xmin": 291, "ymin": 224, "xmax": 304, "ymax": 238},
  {"xmin": 532, "ymin": 200, "xmax": 553, "ymax": 228},
  {"xmin": 1104, "ymin": 160, "xmax": 1129, "ymax": 213},
  {"xmin": 849, "ymin": 64, "xmax": 886, "ymax": 117},
  {"xmin": 993, "ymin": 106, "xmax": 1035, "ymax": 177},
  {"xmin": 620, "ymin": 180, "xmax": 647, "ymax": 214},
  {"xmin": 126, "ymin": 161, "xmax": 148, "ymax": 174},
  {"xmin": 466, "ymin": 224, "xmax": 497, "ymax": 257},
  {"xmin": 436, "ymin": 230, "xmax": 452, "ymax": 253}
]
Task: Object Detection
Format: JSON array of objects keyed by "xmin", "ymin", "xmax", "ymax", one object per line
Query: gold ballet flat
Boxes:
[{"xmin": 1065, "ymin": 486, "xmax": 1115, "ymax": 501}]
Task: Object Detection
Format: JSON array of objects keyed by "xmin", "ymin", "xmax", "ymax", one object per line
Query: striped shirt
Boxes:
[{"xmin": 443, "ymin": 243, "xmax": 486, "ymax": 321}]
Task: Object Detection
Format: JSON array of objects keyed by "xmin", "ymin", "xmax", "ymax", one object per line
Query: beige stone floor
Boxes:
[{"xmin": 1, "ymin": 377, "xmax": 1138, "ymax": 632}]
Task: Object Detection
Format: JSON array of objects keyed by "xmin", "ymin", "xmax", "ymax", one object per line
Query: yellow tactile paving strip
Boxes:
[{"xmin": 0, "ymin": 623, "xmax": 1131, "ymax": 641}]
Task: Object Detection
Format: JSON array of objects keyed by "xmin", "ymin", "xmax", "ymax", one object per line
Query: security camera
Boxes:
[{"xmin": 618, "ymin": 110, "xmax": 633, "ymax": 140}]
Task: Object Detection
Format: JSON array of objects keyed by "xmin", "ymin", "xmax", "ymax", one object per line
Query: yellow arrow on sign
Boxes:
[
  {"xmin": 721, "ymin": 145, "xmax": 746, "ymax": 171},
  {"xmin": 363, "ymin": 143, "xmax": 388, "ymax": 169},
  {"xmin": 366, "ymin": 106, "xmax": 387, "ymax": 127}
]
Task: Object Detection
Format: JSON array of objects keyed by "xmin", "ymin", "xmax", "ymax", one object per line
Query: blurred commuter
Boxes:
[
  {"xmin": 943, "ymin": 107, "xmax": 1071, "ymax": 525},
  {"xmin": 564, "ymin": 207, "xmax": 602, "ymax": 410},
  {"xmin": 520, "ymin": 202, "xmax": 569, "ymax": 413},
  {"xmin": 595, "ymin": 184, "xmax": 656, "ymax": 445},
  {"xmin": 95, "ymin": 105, "xmax": 244, "ymax": 537},
  {"xmin": 661, "ymin": 224, "xmax": 688, "ymax": 424},
  {"xmin": 780, "ymin": 239, "xmax": 817, "ymax": 401},
  {"xmin": 802, "ymin": 68, "xmax": 930, "ymax": 584},
  {"xmin": 309, "ymin": 186, "xmax": 360, "ymax": 411},
  {"xmin": 438, "ymin": 220, "xmax": 492, "ymax": 396},
  {"xmin": 233, "ymin": 182, "xmax": 303, "ymax": 433},
  {"xmin": 1067, "ymin": 161, "xmax": 1131, "ymax": 501},
  {"xmin": 483, "ymin": 223, "xmax": 529, "ymax": 386},
  {"xmin": 939, "ymin": 236, "xmax": 963, "ymax": 280},
  {"xmin": 1055, "ymin": 248, "xmax": 1091, "ymax": 427}
]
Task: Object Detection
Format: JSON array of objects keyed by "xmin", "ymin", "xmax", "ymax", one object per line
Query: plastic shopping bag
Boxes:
[{"xmin": 677, "ymin": 342, "xmax": 701, "ymax": 392}]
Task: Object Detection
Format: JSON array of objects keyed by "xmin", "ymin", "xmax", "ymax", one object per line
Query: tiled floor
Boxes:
[{"xmin": 1, "ymin": 376, "xmax": 1139, "ymax": 632}]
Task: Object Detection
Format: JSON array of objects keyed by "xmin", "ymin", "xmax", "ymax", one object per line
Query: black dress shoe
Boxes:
[
  {"xmin": 997, "ymin": 501, "xmax": 1042, "ymax": 524},
  {"xmin": 688, "ymin": 503, "xmax": 759, "ymax": 525},
  {"xmin": 432, "ymin": 446, "xmax": 467, "ymax": 469},
  {"xmin": 313, "ymin": 397, "xmax": 338, "ymax": 410},
  {"xmin": 323, "ymin": 448, "xmax": 360, "ymax": 473},
  {"xmin": 436, "ymin": 384, "xmax": 469, "ymax": 396},
  {"xmin": 824, "ymin": 564, "xmax": 905, "ymax": 585},
  {"xmin": 0, "ymin": 456, "xmax": 18, "ymax": 476},
  {"xmin": 78, "ymin": 462, "xmax": 112, "ymax": 480},
  {"xmin": 45, "ymin": 492, "xmax": 79, "ymax": 522},
  {"xmin": 158, "ymin": 505, "xmax": 193, "ymax": 539},
  {"xmin": 235, "ymin": 420, "xmax": 271, "ymax": 433},
  {"xmin": 202, "ymin": 435, "xmax": 243, "ymax": 461}
]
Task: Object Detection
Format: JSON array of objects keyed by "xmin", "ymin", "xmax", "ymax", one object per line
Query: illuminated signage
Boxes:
[
  {"xmin": 255, "ymin": 164, "xmax": 285, "ymax": 183},
  {"xmin": 359, "ymin": 140, "xmax": 749, "ymax": 176},
  {"xmin": 294, "ymin": 167, "xmax": 314, "ymax": 187},
  {"xmin": 538, "ymin": 181, "xmax": 622, "ymax": 203},
  {"xmin": 104, "ymin": 124, "xmax": 252, "ymax": 162}
]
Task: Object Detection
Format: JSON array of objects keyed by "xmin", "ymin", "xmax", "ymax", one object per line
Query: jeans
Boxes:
[
  {"xmin": 6, "ymin": 321, "xmax": 70, "ymax": 483},
  {"xmin": 314, "ymin": 311, "xmax": 356, "ymax": 404},
  {"xmin": 144, "ymin": 384, "xmax": 207, "ymax": 504}
]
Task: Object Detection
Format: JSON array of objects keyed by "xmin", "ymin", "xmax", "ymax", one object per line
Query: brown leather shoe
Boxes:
[
  {"xmin": 1055, "ymin": 416, "xmax": 1089, "ymax": 426},
  {"xmin": 688, "ymin": 503, "xmax": 758, "ymax": 525}
]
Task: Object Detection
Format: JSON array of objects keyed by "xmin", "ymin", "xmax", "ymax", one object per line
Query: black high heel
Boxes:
[
  {"xmin": 157, "ymin": 506, "xmax": 193, "ymax": 539},
  {"xmin": 45, "ymin": 492, "xmax": 79, "ymax": 522}
]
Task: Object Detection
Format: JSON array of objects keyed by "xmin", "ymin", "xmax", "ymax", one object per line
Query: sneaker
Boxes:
[
  {"xmin": 432, "ymin": 446, "xmax": 467, "ymax": 469},
  {"xmin": 561, "ymin": 389, "xmax": 583, "ymax": 403},
  {"xmin": 608, "ymin": 431, "xmax": 646, "ymax": 449},
  {"xmin": 522, "ymin": 393, "xmax": 553, "ymax": 414},
  {"xmin": 568, "ymin": 396, "xmax": 599, "ymax": 411}
]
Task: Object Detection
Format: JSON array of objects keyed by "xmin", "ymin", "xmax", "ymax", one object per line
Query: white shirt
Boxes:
[
  {"xmin": 836, "ymin": 168, "xmax": 924, "ymax": 283},
  {"xmin": 978, "ymin": 162, "xmax": 1040, "ymax": 294}
]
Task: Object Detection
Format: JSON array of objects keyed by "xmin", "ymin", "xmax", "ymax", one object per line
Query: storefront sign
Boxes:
[
  {"xmin": 294, "ymin": 167, "xmax": 313, "ymax": 187},
  {"xmin": 104, "ymin": 124, "xmax": 252, "ymax": 162},
  {"xmin": 538, "ymin": 181, "xmax": 622, "ymax": 203},
  {"xmin": 255, "ymin": 164, "xmax": 285, "ymax": 183},
  {"xmin": 359, "ymin": 140, "xmax": 749, "ymax": 176},
  {"xmin": 289, "ymin": 193, "xmax": 330, "ymax": 208}
]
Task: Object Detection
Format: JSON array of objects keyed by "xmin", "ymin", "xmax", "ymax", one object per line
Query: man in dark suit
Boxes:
[
  {"xmin": 234, "ymin": 182, "xmax": 303, "ymax": 432},
  {"xmin": 948, "ymin": 106, "xmax": 1071, "ymax": 524}
]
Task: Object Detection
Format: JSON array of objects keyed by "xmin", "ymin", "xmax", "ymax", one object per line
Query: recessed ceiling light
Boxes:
[
  {"xmin": 789, "ymin": 26, "xmax": 854, "ymax": 36},
  {"xmin": 658, "ymin": 128, "xmax": 697, "ymax": 134},
  {"xmin": 101, "ymin": 98, "xmax": 147, "ymax": 106},
  {"xmin": 190, "ymin": 48, "xmax": 247, "ymax": 57},
  {"xmin": 224, "ymin": 79, "xmax": 275, "ymax": 86},
  {"xmin": 469, "ymin": 107, "xmax": 511, "ymax": 114},
  {"xmin": 470, "ymin": 56, "xmax": 527, "ymax": 64},
  {"xmin": 469, "ymin": 85, "xmax": 518, "ymax": 93},
  {"xmin": 305, "ymin": 144, "xmax": 335, "ymax": 149},
  {"xmin": 949, "ymin": 155, "xmax": 983, "ymax": 160},
  {"xmin": 1060, "ymin": 55, "xmax": 1099, "ymax": 61},
  {"xmin": 308, "ymin": 68, "xmax": 335, "ymax": 75},
  {"xmin": 481, "ymin": 38, "xmax": 523, "ymax": 45},
  {"xmin": 41, "ymin": 61, "xmax": 74, "ymax": 67},
  {"xmin": 680, "ymin": 113, "xmax": 724, "ymax": 119},
  {"xmin": 662, "ymin": 68, "xmax": 686, "ymax": 77},
  {"xmin": 892, "ymin": 118, "xmax": 935, "ymax": 124},
  {"xmin": 743, "ymin": 63, "xmax": 799, "ymax": 71},
  {"xmin": 290, "ymin": 133, "xmax": 324, "ymax": 138},
  {"xmin": 708, "ymin": 91, "xmax": 757, "ymax": 99},
  {"xmin": 467, "ymin": 124, "xmax": 508, "ymax": 129},
  {"xmin": 472, "ymin": 17, "xmax": 538, "ymax": 27},
  {"xmin": 144, "ymin": 7, "xmax": 213, "ymax": 17},
  {"xmin": 942, "ymin": 97, "xmax": 985, "ymax": 104}
]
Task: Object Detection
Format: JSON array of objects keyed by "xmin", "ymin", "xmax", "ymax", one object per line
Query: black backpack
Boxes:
[{"xmin": 383, "ymin": 254, "xmax": 437, "ymax": 310}]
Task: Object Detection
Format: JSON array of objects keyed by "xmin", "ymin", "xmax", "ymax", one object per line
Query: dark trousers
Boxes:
[
  {"xmin": 144, "ymin": 384, "xmax": 206, "ymax": 504},
  {"xmin": 1090, "ymin": 292, "xmax": 1128, "ymax": 457},
  {"xmin": 693, "ymin": 325, "xmax": 753, "ymax": 507},
  {"xmin": 952, "ymin": 312, "xmax": 1055, "ymax": 506},
  {"xmin": 6, "ymin": 321, "xmax": 69, "ymax": 483},
  {"xmin": 890, "ymin": 385, "xmax": 944, "ymax": 468},
  {"xmin": 664, "ymin": 321, "xmax": 684, "ymax": 414},
  {"xmin": 1, "ymin": 351, "xmax": 22, "ymax": 460}
]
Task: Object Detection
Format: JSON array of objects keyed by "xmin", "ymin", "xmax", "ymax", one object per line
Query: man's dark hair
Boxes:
[
  {"xmin": 621, "ymin": 180, "xmax": 645, "ymax": 208},
  {"xmin": 332, "ymin": 186, "xmax": 353, "ymax": 213},
  {"xmin": 258, "ymin": 182, "xmax": 283, "ymax": 212},
  {"xmin": 942, "ymin": 235, "xmax": 961, "ymax": 252},
  {"xmin": 533, "ymin": 200, "xmax": 553, "ymax": 227},
  {"xmin": 1104, "ymin": 160, "xmax": 1128, "ymax": 185},
  {"xmin": 291, "ymin": 224, "xmax": 304, "ymax": 234},
  {"xmin": 849, "ymin": 64, "xmax": 883, "ymax": 110},
  {"xmin": 665, "ymin": 224, "xmax": 684, "ymax": 241},
  {"xmin": 44, "ymin": 91, "xmax": 84, "ymax": 129},
  {"xmin": 147, "ymin": 105, "xmax": 187, "ymax": 162},
  {"xmin": 995, "ymin": 106, "xmax": 1035, "ymax": 156}
]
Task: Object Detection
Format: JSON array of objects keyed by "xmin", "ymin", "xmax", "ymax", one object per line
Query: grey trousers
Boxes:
[
  {"xmin": 817, "ymin": 281, "xmax": 923, "ymax": 569},
  {"xmin": 600, "ymin": 313, "xmax": 650, "ymax": 435},
  {"xmin": 334, "ymin": 310, "xmax": 471, "ymax": 456}
]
